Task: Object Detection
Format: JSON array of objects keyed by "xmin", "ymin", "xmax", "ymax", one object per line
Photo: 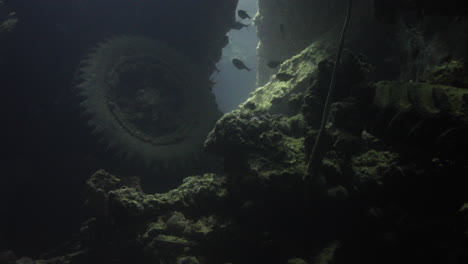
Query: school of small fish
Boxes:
[{"xmin": 229, "ymin": 9, "xmax": 294, "ymax": 84}]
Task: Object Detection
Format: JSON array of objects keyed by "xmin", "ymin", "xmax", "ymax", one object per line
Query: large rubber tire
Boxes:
[{"xmin": 76, "ymin": 35, "xmax": 219, "ymax": 173}]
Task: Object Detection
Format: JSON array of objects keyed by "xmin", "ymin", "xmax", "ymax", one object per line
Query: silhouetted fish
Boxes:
[
  {"xmin": 267, "ymin": 60, "xmax": 283, "ymax": 69},
  {"xmin": 238, "ymin": 10, "xmax": 252, "ymax": 19},
  {"xmin": 231, "ymin": 21, "xmax": 249, "ymax": 30},
  {"xmin": 279, "ymin": 24, "xmax": 285, "ymax": 39},
  {"xmin": 232, "ymin": 59, "xmax": 251, "ymax": 71},
  {"xmin": 276, "ymin": 73, "xmax": 295, "ymax": 81}
]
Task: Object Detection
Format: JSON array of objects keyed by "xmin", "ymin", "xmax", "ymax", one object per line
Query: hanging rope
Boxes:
[{"xmin": 304, "ymin": 0, "xmax": 353, "ymax": 181}]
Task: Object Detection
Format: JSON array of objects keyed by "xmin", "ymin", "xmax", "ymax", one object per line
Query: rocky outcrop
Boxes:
[
  {"xmin": 36, "ymin": 170, "xmax": 230, "ymax": 264},
  {"xmin": 203, "ymin": 5, "xmax": 468, "ymax": 260}
]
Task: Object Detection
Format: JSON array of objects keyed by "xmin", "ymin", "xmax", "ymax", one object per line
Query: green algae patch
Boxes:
[
  {"xmin": 150, "ymin": 173, "xmax": 227, "ymax": 213},
  {"xmin": 287, "ymin": 258, "xmax": 309, "ymax": 264},
  {"xmin": 241, "ymin": 38, "xmax": 334, "ymax": 112},
  {"xmin": 247, "ymin": 135, "xmax": 306, "ymax": 184},
  {"xmin": 143, "ymin": 219, "xmax": 167, "ymax": 240},
  {"xmin": 152, "ymin": 234, "xmax": 191, "ymax": 246},
  {"xmin": 459, "ymin": 203, "xmax": 468, "ymax": 213},
  {"xmin": 313, "ymin": 241, "xmax": 341, "ymax": 264},
  {"xmin": 373, "ymin": 81, "xmax": 468, "ymax": 118},
  {"xmin": 351, "ymin": 149, "xmax": 399, "ymax": 188},
  {"xmin": 109, "ymin": 187, "xmax": 147, "ymax": 216},
  {"xmin": 183, "ymin": 215, "xmax": 220, "ymax": 239},
  {"xmin": 421, "ymin": 60, "xmax": 467, "ymax": 88}
]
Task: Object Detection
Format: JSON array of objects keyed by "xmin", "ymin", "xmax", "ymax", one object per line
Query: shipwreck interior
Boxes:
[{"xmin": 1, "ymin": 0, "xmax": 468, "ymax": 263}]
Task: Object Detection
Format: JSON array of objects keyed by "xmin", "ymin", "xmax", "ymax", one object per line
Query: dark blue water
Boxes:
[{"xmin": 212, "ymin": 0, "xmax": 258, "ymax": 112}]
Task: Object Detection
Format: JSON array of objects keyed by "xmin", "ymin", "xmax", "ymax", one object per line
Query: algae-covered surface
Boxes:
[{"xmin": 241, "ymin": 35, "xmax": 336, "ymax": 112}]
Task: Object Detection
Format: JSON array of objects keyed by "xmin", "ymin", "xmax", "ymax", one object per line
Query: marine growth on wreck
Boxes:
[{"xmin": 1, "ymin": 1, "xmax": 468, "ymax": 264}]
